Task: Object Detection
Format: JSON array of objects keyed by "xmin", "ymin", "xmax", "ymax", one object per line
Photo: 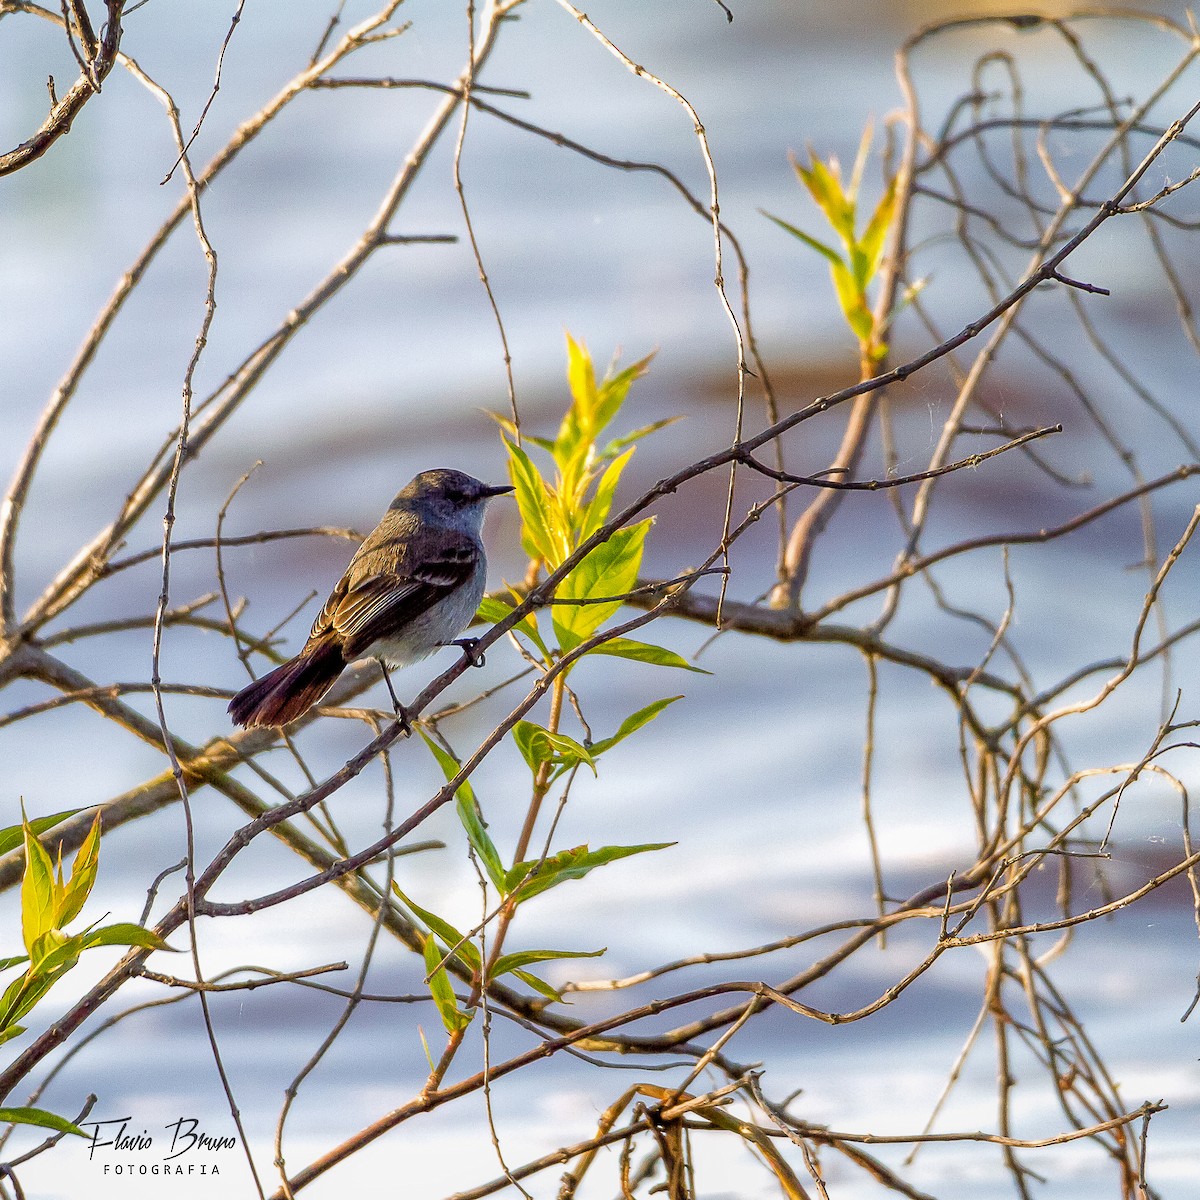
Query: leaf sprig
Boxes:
[
  {"xmin": 763, "ymin": 123, "xmax": 899, "ymax": 363},
  {"xmin": 0, "ymin": 809, "xmax": 176, "ymax": 1138},
  {"xmin": 398, "ymin": 337, "xmax": 698, "ymax": 1038}
]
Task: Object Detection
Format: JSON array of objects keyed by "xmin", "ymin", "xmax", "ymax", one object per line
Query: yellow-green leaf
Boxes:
[
  {"xmin": 20, "ymin": 820, "xmax": 57, "ymax": 957},
  {"xmin": 797, "ymin": 155, "xmax": 855, "ymax": 244},
  {"xmin": 505, "ymin": 437, "xmax": 563, "ymax": 565},
  {"xmin": 577, "ymin": 448, "xmax": 633, "ymax": 542},
  {"xmin": 29, "ymin": 929, "xmax": 76, "ymax": 973},
  {"xmin": 593, "ymin": 352, "xmax": 654, "ymax": 437},
  {"xmin": 860, "ymin": 175, "xmax": 898, "ymax": 281},
  {"xmin": 848, "ymin": 240, "xmax": 872, "ymax": 292},
  {"xmin": 553, "ymin": 520, "xmax": 651, "ymax": 650},
  {"xmin": 586, "ymin": 638, "xmax": 710, "ymax": 673},
  {"xmin": 562, "ymin": 332, "xmax": 598, "ymax": 447},
  {"xmin": 829, "ymin": 260, "xmax": 874, "ymax": 345},
  {"xmin": 78, "ymin": 924, "xmax": 176, "ymax": 953},
  {"xmin": 55, "ymin": 813, "xmax": 101, "ymax": 929}
]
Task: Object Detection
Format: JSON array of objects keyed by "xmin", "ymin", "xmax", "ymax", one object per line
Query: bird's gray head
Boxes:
[{"xmin": 391, "ymin": 468, "xmax": 513, "ymax": 534}]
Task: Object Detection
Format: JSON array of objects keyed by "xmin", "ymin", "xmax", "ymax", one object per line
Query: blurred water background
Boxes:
[{"xmin": 1, "ymin": 1, "xmax": 1198, "ymax": 1197}]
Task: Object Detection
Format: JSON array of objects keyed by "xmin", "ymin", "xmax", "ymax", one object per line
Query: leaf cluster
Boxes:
[
  {"xmin": 400, "ymin": 338, "xmax": 702, "ymax": 1036},
  {"xmin": 487, "ymin": 333, "xmax": 698, "ymax": 664},
  {"xmin": 0, "ymin": 810, "xmax": 174, "ymax": 1139},
  {"xmin": 409, "ymin": 731, "xmax": 672, "ymax": 1033},
  {"xmin": 763, "ymin": 123, "xmax": 898, "ymax": 361}
]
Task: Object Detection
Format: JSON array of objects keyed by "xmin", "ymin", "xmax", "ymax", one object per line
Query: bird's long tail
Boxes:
[{"xmin": 228, "ymin": 640, "xmax": 345, "ymax": 728}]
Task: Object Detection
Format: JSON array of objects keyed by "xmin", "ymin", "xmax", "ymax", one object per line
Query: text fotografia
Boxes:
[{"xmin": 81, "ymin": 1116, "xmax": 236, "ymax": 1173}]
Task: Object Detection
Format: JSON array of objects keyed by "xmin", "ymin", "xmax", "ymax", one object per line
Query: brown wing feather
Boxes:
[{"xmin": 306, "ymin": 525, "xmax": 479, "ymax": 661}]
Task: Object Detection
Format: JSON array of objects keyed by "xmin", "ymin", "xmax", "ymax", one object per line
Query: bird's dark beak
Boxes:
[{"xmin": 483, "ymin": 483, "xmax": 515, "ymax": 498}]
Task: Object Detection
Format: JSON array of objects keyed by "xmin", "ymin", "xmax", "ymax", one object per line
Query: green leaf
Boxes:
[
  {"xmin": 553, "ymin": 520, "xmax": 651, "ymax": 651},
  {"xmin": 859, "ymin": 175, "xmax": 897, "ymax": 282},
  {"xmin": 457, "ymin": 790, "xmax": 508, "ymax": 894},
  {"xmin": 78, "ymin": 924, "xmax": 177, "ymax": 953},
  {"xmin": 55, "ymin": 814, "xmax": 101, "ymax": 929},
  {"xmin": 510, "ymin": 968, "xmax": 563, "ymax": 1002},
  {"xmin": 800, "ymin": 155, "xmax": 856, "ymax": 244},
  {"xmin": 392, "ymin": 887, "xmax": 481, "ymax": 972},
  {"xmin": 21, "ymin": 819, "xmax": 57, "ymax": 957},
  {"xmin": 487, "ymin": 412, "xmax": 557, "ymax": 456},
  {"xmin": 491, "ymin": 947, "xmax": 605, "ymax": 978},
  {"xmin": 476, "ymin": 594, "xmax": 511, "ymax": 626},
  {"xmin": 505, "ymin": 438, "xmax": 562, "ymax": 566},
  {"xmin": 419, "ymin": 729, "xmax": 477, "ymax": 806},
  {"xmin": 598, "ymin": 415, "xmax": 682, "ymax": 463},
  {"xmin": 0, "ymin": 1025, "xmax": 24, "ymax": 1048},
  {"xmin": 29, "ymin": 929, "xmax": 79, "ymax": 974},
  {"xmin": 475, "ymin": 595, "xmax": 508, "ymax": 624},
  {"xmin": 564, "ymin": 333, "xmax": 599, "ymax": 438},
  {"xmin": 848, "ymin": 240, "xmax": 872, "ymax": 292},
  {"xmin": 586, "ymin": 637, "xmax": 710, "ymax": 673},
  {"xmin": 512, "ymin": 722, "xmax": 597, "ymax": 777},
  {"xmin": 829, "ymin": 260, "xmax": 874, "ymax": 345},
  {"xmin": 477, "ymin": 594, "xmax": 550, "ymax": 661},
  {"xmin": 0, "ymin": 1106, "xmax": 88, "ymax": 1138},
  {"xmin": 592, "ymin": 352, "xmax": 655, "ymax": 438},
  {"xmin": 761, "ymin": 211, "xmax": 844, "ymax": 268},
  {"xmin": 0, "ymin": 955, "xmax": 29, "ymax": 974},
  {"xmin": 507, "ymin": 842, "xmax": 674, "ymax": 903},
  {"xmin": 418, "ymin": 731, "xmax": 508, "ymax": 895},
  {"xmin": 588, "ymin": 697, "xmax": 683, "ymax": 758},
  {"xmin": 0, "ymin": 809, "xmax": 87, "ymax": 858},
  {"xmin": 577, "ymin": 448, "xmax": 633, "ymax": 543},
  {"xmin": 512, "ymin": 721, "xmax": 540, "ymax": 771},
  {"xmin": 554, "ymin": 335, "xmax": 593, "ymax": 475},
  {"xmin": 0, "ymin": 971, "xmax": 57, "ymax": 1030},
  {"xmin": 422, "ymin": 934, "xmax": 472, "ymax": 1034},
  {"xmin": 0, "ymin": 973, "xmax": 31, "ymax": 1029}
]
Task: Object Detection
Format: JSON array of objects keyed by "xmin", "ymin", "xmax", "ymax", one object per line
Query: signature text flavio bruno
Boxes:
[{"xmin": 81, "ymin": 1116, "xmax": 237, "ymax": 1163}]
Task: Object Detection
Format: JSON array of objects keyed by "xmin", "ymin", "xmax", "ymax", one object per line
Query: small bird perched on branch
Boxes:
[{"xmin": 228, "ymin": 468, "xmax": 513, "ymax": 729}]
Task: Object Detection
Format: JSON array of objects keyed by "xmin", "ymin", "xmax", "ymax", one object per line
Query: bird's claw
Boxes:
[{"xmin": 450, "ymin": 637, "xmax": 486, "ymax": 668}]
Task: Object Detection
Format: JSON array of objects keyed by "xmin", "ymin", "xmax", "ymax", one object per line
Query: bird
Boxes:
[{"xmin": 228, "ymin": 468, "xmax": 513, "ymax": 729}]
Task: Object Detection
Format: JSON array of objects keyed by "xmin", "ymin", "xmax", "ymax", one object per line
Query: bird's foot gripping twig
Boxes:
[{"xmin": 449, "ymin": 637, "xmax": 486, "ymax": 668}]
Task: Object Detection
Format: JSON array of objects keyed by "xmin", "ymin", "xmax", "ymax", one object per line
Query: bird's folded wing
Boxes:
[{"xmin": 309, "ymin": 529, "xmax": 480, "ymax": 660}]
